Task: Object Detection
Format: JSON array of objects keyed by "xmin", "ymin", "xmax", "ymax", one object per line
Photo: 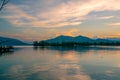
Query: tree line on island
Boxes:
[{"xmin": 33, "ymin": 41, "xmax": 120, "ymax": 46}]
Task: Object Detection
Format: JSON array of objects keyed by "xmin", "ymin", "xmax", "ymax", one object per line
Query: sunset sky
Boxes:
[{"xmin": 0, "ymin": 0, "xmax": 120, "ymax": 41}]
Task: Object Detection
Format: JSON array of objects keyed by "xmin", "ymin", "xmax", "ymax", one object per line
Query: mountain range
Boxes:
[
  {"xmin": 0, "ymin": 35, "xmax": 120, "ymax": 46},
  {"xmin": 43, "ymin": 35, "xmax": 119, "ymax": 44}
]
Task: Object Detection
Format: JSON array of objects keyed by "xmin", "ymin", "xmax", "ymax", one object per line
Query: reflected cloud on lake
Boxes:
[{"xmin": 28, "ymin": 63, "xmax": 91, "ymax": 80}]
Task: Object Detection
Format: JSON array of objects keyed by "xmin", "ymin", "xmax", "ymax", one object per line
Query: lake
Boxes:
[{"xmin": 0, "ymin": 46, "xmax": 120, "ymax": 80}]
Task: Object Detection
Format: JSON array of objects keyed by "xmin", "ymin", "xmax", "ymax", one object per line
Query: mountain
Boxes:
[
  {"xmin": 42, "ymin": 35, "xmax": 120, "ymax": 44},
  {"xmin": 0, "ymin": 36, "xmax": 28, "ymax": 46},
  {"xmin": 45, "ymin": 35, "xmax": 74, "ymax": 43},
  {"xmin": 34, "ymin": 35, "xmax": 120, "ymax": 46},
  {"xmin": 74, "ymin": 36, "xmax": 94, "ymax": 43},
  {"xmin": 44, "ymin": 35, "xmax": 94, "ymax": 43}
]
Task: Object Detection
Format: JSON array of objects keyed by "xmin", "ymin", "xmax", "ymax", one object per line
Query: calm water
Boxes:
[{"xmin": 0, "ymin": 46, "xmax": 120, "ymax": 80}]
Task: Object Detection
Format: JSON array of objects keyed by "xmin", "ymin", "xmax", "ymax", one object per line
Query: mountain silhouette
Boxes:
[
  {"xmin": 35, "ymin": 35, "xmax": 120, "ymax": 46},
  {"xmin": 0, "ymin": 36, "xmax": 28, "ymax": 46},
  {"xmin": 44, "ymin": 35, "xmax": 94, "ymax": 43}
]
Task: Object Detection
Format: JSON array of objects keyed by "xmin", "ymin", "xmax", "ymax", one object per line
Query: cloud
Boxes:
[
  {"xmin": 55, "ymin": 29, "xmax": 79, "ymax": 36},
  {"xmin": 2, "ymin": 4, "xmax": 37, "ymax": 26},
  {"xmin": 2, "ymin": 0, "xmax": 120, "ymax": 28},
  {"xmin": 108, "ymin": 22, "xmax": 120, "ymax": 26},
  {"xmin": 98, "ymin": 16, "xmax": 114, "ymax": 19},
  {"xmin": 118, "ymin": 33, "xmax": 120, "ymax": 36}
]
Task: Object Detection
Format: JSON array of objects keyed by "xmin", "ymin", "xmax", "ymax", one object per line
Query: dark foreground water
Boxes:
[{"xmin": 0, "ymin": 46, "xmax": 120, "ymax": 80}]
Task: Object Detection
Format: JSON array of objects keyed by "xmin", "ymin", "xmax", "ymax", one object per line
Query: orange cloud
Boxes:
[
  {"xmin": 108, "ymin": 22, "xmax": 120, "ymax": 26},
  {"xmin": 55, "ymin": 29, "xmax": 79, "ymax": 37},
  {"xmin": 117, "ymin": 33, "xmax": 120, "ymax": 37},
  {"xmin": 64, "ymin": 29, "xmax": 79, "ymax": 36}
]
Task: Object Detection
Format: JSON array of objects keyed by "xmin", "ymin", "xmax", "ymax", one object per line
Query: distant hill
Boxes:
[
  {"xmin": 0, "ymin": 36, "xmax": 29, "ymax": 46},
  {"xmin": 74, "ymin": 36, "xmax": 94, "ymax": 43},
  {"xmin": 45, "ymin": 35, "xmax": 94, "ymax": 43},
  {"xmin": 94, "ymin": 38, "xmax": 114, "ymax": 43},
  {"xmin": 46, "ymin": 35, "xmax": 74, "ymax": 43},
  {"xmin": 34, "ymin": 35, "xmax": 120, "ymax": 46},
  {"xmin": 44, "ymin": 35, "xmax": 119, "ymax": 44},
  {"xmin": 107, "ymin": 38, "xmax": 120, "ymax": 41}
]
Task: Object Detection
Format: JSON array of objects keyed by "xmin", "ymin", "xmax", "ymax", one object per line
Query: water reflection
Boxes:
[
  {"xmin": 34, "ymin": 46, "xmax": 120, "ymax": 52},
  {"xmin": 0, "ymin": 52, "xmax": 14, "ymax": 57},
  {"xmin": 0, "ymin": 46, "xmax": 120, "ymax": 80}
]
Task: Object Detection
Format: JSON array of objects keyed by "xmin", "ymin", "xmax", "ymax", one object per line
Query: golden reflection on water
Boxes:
[{"xmin": 55, "ymin": 51, "xmax": 78, "ymax": 61}]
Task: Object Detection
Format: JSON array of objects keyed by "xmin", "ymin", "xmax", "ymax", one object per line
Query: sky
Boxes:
[{"xmin": 0, "ymin": 0, "xmax": 120, "ymax": 41}]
